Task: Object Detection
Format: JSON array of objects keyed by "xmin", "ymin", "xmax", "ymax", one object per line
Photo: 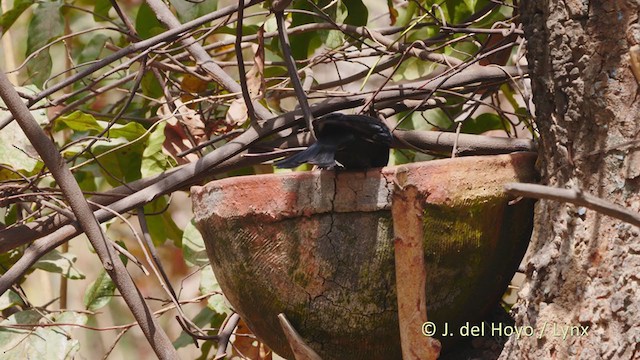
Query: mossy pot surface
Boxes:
[{"xmin": 191, "ymin": 153, "xmax": 537, "ymax": 360}]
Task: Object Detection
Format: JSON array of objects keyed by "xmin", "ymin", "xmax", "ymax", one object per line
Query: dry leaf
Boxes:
[
  {"xmin": 225, "ymin": 98, "xmax": 249, "ymax": 126},
  {"xmin": 246, "ymin": 26, "xmax": 266, "ymax": 100},
  {"xmin": 231, "ymin": 318, "xmax": 273, "ymax": 360}
]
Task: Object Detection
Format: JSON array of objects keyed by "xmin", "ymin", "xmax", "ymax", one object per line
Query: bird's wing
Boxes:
[{"xmin": 274, "ymin": 142, "xmax": 337, "ymax": 169}]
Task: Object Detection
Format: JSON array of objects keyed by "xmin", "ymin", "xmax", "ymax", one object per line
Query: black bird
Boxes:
[{"xmin": 275, "ymin": 113, "xmax": 393, "ymax": 170}]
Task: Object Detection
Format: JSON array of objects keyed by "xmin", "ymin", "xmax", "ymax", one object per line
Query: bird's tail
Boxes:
[{"xmin": 274, "ymin": 143, "xmax": 336, "ymax": 169}]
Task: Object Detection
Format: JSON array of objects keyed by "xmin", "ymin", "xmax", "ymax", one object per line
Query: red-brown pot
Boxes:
[{"xmin": 191, "ymin": 153, "xmax": 537, "ymax": 359}]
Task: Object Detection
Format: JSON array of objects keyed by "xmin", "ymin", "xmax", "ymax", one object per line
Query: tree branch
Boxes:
[
  {"xmin": 0, "ymin": 0, "xmax": 265, "ymax": 131},
  {"xmin": 275, "ymin": 10, "xmax": 316, "ymax": 139},
  {"xmin": 145, "ymin": 0, "xmax": 273, "ymax": 121},
  {"xmin": 0, "ymin": 69, "xmax": 178, "ymax": 359},
  {"xmin": 504, "ymin": 183, "xmax": 640, "ymax": 228}
]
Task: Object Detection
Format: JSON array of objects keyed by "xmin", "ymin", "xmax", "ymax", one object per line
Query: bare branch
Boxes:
[
  {"xmin": 0, "ymin": 69, "xmax": 178, "ymax": 359},
  {"xmin": 504, "ymin": 183, "xmax": 640, "ymax": 228},
  {"xmin": 275, "ymin": 10, "xmax": 316, "ymax": 140}
]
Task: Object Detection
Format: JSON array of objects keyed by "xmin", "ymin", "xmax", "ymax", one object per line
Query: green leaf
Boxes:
[
  {"xmin": 395, "ymin": 0, "xmax": 416, "ymax": 27},
  {"xmin": 93, "ymin": 0, "xmax": 112, "ymax": 21},
  {"xmin": 142, "ymin": 121, "xmax": 175, "ymax": 177},
  {"xmin": 461, "ymin": 113, "xmax": 509, "ymax": 134},
  {"xmin": 289, "ymin": 0, "xmax": 327, "ymax": 59},
  {"xmin": 26, "ymin": 1, "xmax": 64, "ymax": 88},
  {"xmin": 393, "ymin": 57, "xmax": 438, "ymax": 81},
  {"xmin": 55, "ymin": 111, "xmax": 147, "ymax": 141},
  {"xmin": 33, "ymin": 250, "xmax": 85, "ymax": 280},
  {"xmin": 77, "ymin": 34, "xmax": 109, "ymax": 66},
  {"xmin": 0, "ymin": 248, "xmax": 21, "ymax": 276},
  {"xmin": 344, "ymin": 0, "xmax": 368, "ymax": 26},
  {"xmin": 389, "ymin": 148, "xmax": 413, "ymax": 166},
  {"xmin": 93, "ymin": 137, "xmax": 145, "ymax": 185},
  {"xmin": 0, "ymin": 289, "xmax": 24, "ymax": 311},
  {"xmin": 143, "ymin": 196, "xmax": 183, "ymax": 246},
  {"xmin": 105, "ymin": 121, "xmax": 147, "ymax": 141},
  {"xmin": 0, "ymin": 310, "xmax": 85, "ymax": 360},
  {"xmin": 169, "ymin": 0, "xmax": 217, "ymax": 23},
  {"xmin": 463, "ymin": 0, "xmax": 478, "ymax": 12},
  {"xmin": 141, "ymin": 71, "xmax": 163, "ymax": 98},
  {"xmin": 0, "ymin": 119, "xmax": 41, "ymax": 177},
  {"xmin": 200, "ymin": 265, "xmax": 230, "ymax": 314},
  {"xmin": 182, "ymin": 220, "xmax": 208, "ymax": 267},
  {"xmin": 173, "ymin": 306, "xmax": 224, "ymax": 349},
  {"xmin": 400, "ymin": 108, "xmax": 452, "ymax": 131},
  {"xmin": 136, "ymin": 3, "xmax": 164, "ymax": 39},
  {"xmin": 0, "ymin": 0, "xmax": 35, "ymax": 33},
  {"xmin": 74, "ymin": 170, "xmax": 97, "ymax": 192},
  {"xmin": 0, "ymin": 88, "xmax": 46, "ymax": 178},
  {"xmin": 215, "ymin": 24, "xmax": 260, "ymax": 37},
  {"xmin": 83, "ymin": 269, "xmax": 116, "ymax": 311},
  {"xmin": 54, "ymin": 111, "xmax": 103, "ymax": 133}
]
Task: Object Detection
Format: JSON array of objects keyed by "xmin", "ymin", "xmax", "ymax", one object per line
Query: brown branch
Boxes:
[
  {"xmin": 275, "ymin": 10, "xmax": 315, "ymax": 140},
  {"xmin": 214, "ymin": 313, "xmax": 241, "ymax": 360},
  {"xmin": 277, "ymin": 313, "xmax": 322, "ymax": 360},
  {"xmin": 0, "ymin": 69, "xmax": 178, "ymax": 359},
  {"xmin": 0, "ymin": 64, "xmax": 529, "ymax": 254},
  {"xmin": 234, "ymin": 0, "xmax": 257, "ymax": 124},
  {"xmin": 145, "ymin": 0, "xmax": 273, "ymax": 121},
  {"xmin": 504, "ymin": 183, "xmax": 640, "ymax": 228},
  {"xmin": 0, "ymin": 0, "xmax": 264, "ymax": 131}
]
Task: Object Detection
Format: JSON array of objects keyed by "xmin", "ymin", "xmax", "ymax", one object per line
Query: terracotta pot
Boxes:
[{"xmin": 191, "ymin": 153, "xmax": 537, "ymax": 360}]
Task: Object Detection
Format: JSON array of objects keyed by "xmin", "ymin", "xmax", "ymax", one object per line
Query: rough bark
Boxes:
[{"xmin": 501, "ymin": 1, "xmax": 640, "ymax": 359}]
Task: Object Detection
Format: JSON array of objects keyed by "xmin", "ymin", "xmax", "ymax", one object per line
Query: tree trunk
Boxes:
[{"xmin": 501, "ymin": 1, "xmax": 640, "ymax": 358}]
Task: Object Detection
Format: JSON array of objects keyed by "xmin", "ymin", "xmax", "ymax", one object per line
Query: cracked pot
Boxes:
[{"xmin": 191, "ymin": 152, "xmax": 537, "ymax": 360}]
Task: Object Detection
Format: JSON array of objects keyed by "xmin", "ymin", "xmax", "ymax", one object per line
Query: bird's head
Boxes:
[{"xmin": 313, "ymin": 113, "xmax": 393, "ymax": 144}]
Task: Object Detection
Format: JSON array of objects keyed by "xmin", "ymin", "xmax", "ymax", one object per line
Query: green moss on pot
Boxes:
[{"xmin": 192, "ymin": 153, "xmax": 537, "ymax": 360}]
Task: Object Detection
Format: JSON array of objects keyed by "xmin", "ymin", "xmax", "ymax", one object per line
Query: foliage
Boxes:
[{"xmin": 0, "ymin": 0, "xmax": 531, "ymax": 358}]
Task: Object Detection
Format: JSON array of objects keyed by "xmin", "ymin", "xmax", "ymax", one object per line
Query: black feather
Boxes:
[{"xmin": 275, "ymin": 113, "xmax": 392, "ymax": 170}]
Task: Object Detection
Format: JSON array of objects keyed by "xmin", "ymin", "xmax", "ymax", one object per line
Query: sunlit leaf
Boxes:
[
  {"xmin": 461, "ymin": 113, "xmax": 509, "ymax": 134},
  {"xmin": 0, "ymin": 0, "xmax": 35, "ymax": 32},
  {"xmin": 55, "ymin": 110, "xmax": 148, "ymax": 141},
  {"xmin": 54, "ymin": 111, "xmax": 103, "ymax": 133},
  {"xmin": 169, "ymin": 0, "xmax": 217, "ymax": 23},
  {"xmin": 142, "ymin": 121, "xmax": 175, "ymax": 177},
  {"xmin": 200, "ymin": 265, "xmax": 230, "ymax": 314},
  {"xmin": 135, "ymin": 3, "xmax": 164, "ymax": 39},
  {"xmin": 93, "ymin": 0, "xmax": 112, "ymax": 21},
  {"xmin": 182, "ymin": 220, "xmax": 208, "ymax": 267},
  {"xmin": 26, "ymin": 1, "xmax": 64, "ymax": 88},
  {"xmin": 33, "ymin": 250, "xmax": 85, "ymax": 280},
  {"xmin": 0, "ymin": 88, "xmax": 46, "ymax": 179},
  {"xmin": 0, "ymin": 120, "xmax": 42, "ymax": 177},
  {"xmin": 143, "ymin": 196, "xmax": 183, "ymax": 246},
  {"xmin": 83, "ymin": 269, "xmax": 116, "ymax": 311},
  {"xmin": 0, "ymin": 310, "xmax": 85, "ymax": 360},
  {"xmin": 0, "ymin": 289, "xmax": 24, "ymax": 311}
]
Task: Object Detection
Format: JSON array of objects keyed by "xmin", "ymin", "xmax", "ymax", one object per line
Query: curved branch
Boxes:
[{"xmin": 0, "ymin": 69, "xmax": 178, "ymax": 359}]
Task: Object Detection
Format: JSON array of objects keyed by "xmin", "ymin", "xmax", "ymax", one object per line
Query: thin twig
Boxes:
[
  {"xmin": 235, "ymin": 1, "xmax": 257, "ymax": 124},
  {"xmin": 0, "ymin": 64, "xmax": 530, "ymax": 254},
  {"xmin": 0, "ymin": 0, "xmax": 264, "ymax": 131},
  {"xmin": 214, "ymin": 313, "xmax": 241, "ymax": 360},
  {"xmin": 504, "ymin": 183, "xmax": 640, "ymax": 228},
  {"xmin": 0, "ymin": 67, "xmax": 178, "ymax": 359},
  {"xmin": 145, "ymin": 0, "xmax": 274, "ymax": 121},
  {"xmin": 275, "ymin": 10, "xmax": 315, "ymax": 140}
]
